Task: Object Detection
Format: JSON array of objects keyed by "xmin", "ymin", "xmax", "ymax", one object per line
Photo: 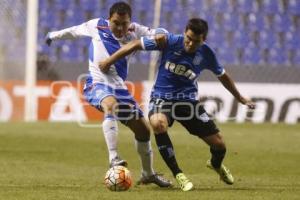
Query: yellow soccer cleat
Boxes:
[
  {"xmin": 175, "ymin": 173, "xmax": 194, "ymax": 191},
  {"xmin": 206, "ymin": 160, "xmax": 234, "ymax": 185}
]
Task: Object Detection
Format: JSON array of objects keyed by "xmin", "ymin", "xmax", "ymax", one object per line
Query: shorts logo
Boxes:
[
  {"xmin": 95, "ymin": 90, "xmax": 104, "ymax": 98},
  {"xmin": 199, "ymin": 113, "xmax": 209, "ymax": 122}
]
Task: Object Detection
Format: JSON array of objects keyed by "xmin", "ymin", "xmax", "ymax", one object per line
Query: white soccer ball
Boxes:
[{"xmin": 104, "ymin": 166, "xmax": 132, "ymax": 191}]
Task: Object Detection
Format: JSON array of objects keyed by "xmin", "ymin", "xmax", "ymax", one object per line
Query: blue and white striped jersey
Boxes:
[
  {"xmin": 141, "ymin": 33, "xmax": 225, "ymax": 101},
  {"xmin": 49, "ymin": 18, "xmax": 164, "ymax": 89}
]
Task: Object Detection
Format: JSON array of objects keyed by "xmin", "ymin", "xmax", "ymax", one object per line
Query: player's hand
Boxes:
[
  {"xmin": 99, "ymin": 60, "xmax": 111, "ymax": 73},
  {"xmin": 240, "ymin": 97, "xmax": 256, "ymax": 109},
  {"xmin": 45, "ymin": 33, "xmax": 52, "ymax": 46},
  {"xmin": 155, "ymin": 34, "xmax": 167, "ymax": 49}
]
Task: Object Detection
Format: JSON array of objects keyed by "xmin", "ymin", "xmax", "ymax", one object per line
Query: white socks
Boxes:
[
  {"xmin": 102, "ymin": 115, "xmax": 118, "ymax": 163},
  {"xmin": 102, "ymin": 115, "xmax": 155, "ymax": 176},
  {"xmin": 136, "ymin": 140, "xmax": 155, "ymax": 177}
]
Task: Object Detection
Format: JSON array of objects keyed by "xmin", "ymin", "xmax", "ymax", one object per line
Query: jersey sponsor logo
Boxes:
[{"xmin": 165, "ymin": 61, "xmax": 196, "ymax": 80}]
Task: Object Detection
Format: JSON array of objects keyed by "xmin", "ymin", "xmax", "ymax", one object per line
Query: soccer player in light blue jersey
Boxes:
[
  {"xmin": 99, "ymin": 18, "xmax": 255, "ymax": 191},
  {"xmin": 46, "ymin": 1, "xmax": 171, "ymax": 187}
]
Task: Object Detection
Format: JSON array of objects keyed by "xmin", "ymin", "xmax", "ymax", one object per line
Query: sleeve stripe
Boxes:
[{"xmin": 140, "ymin": 37, "xmax": 146, "ymax": 50}]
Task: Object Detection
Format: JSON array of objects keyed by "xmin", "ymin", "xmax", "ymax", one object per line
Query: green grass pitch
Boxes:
[{"xmin": 0, "ymin": 122, "xmax": 299, "ymax": 200}]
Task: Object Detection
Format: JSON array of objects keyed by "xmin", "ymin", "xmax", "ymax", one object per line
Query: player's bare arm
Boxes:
[
  {"xmin": 99, "ymin": 40, "xmax": 142, "ymax": 73},
  {"xmin": 99, "ymin": 35, "xmax": 167, "ymax": 73},
  {"xmin": 218, "ymin": 72, "xmax": 255, "ymax": 109}
]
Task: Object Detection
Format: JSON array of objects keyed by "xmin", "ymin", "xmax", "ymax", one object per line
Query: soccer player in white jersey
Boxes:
[
  {"xmin": 46, "ymin": 1, "xmax": 171, "ymax": 187},
  {"xmin": 99, "ymin": 18, "xmax": 256, "ymax": 191}
]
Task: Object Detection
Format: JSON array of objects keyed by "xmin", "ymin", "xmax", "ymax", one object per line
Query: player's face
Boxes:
[
  {"xmin": 183, "ymin": 29, "xmax": 204, "ymax": 53},
  {"xmin": 109, "ymin": 13, "xmax": 131, "ymax": 38}
]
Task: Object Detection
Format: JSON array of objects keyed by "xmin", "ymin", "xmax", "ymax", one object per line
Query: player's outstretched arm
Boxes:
[
  {"xmin": 99, "ymin": 40, "xmax": 143, "ymax": 73},
  {"xmin": 218, "ymin": 72, "xmax": 255, "ymax": 109},
  {"xmin": 45, "ymin": 19, "xmax": 97, "ymax": 46}
]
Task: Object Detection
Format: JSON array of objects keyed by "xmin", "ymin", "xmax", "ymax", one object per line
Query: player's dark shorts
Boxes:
[
  {"xmin": 148, "ymin": 98, "xmax": 219, "ymax": 137},
  {"xmin": 83, "ymin": 83, "xmax": 143, "ymax": 125}
]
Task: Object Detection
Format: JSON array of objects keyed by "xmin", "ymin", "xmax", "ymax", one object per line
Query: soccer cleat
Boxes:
[
  {"xmin": 109, "ymin": 156, "xmax": 128, "ymax": 168},
  {"xmin": 137, "ymin": 173, "xmax": 172, "ymax": 187},
  {"xmin": 175, "ymin": 173, "xmax": 194, "ymax": 191},
  {"xmin": 206, "ymin": 160, "xmax": 234, "ymax": 185}
]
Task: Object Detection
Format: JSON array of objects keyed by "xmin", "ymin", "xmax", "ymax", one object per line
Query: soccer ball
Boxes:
[{"xmin": 104, "ymin": 166, "xmax": 132, "ymax": 191}]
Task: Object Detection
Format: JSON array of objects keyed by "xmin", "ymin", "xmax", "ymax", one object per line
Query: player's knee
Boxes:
[
  {"xmin": 150, "ymin": 117, "xmax": 168, "ymax": 133},
  {"xmin": 137, "ymin": 124, "xmax": 151, "ymax": 141},
  {"xmin": 210, "ymin": 133, "xmax": 226, "ymax": 149},
  {"xmin": 205, "ymin": 133, "xmax": 226, "ymax": 150},
  {"xmin": 212, "ymin": 139, "xmax": 226, "ymax": 150},
  {"xmin": 128, "ymin": 119, "xmax": 151, "ymax": 142},
  {"xmin": 101, "ymin": 97, "xmax": 118, "ymax": 115},
  {"xmin": 145, "ymin": 125, "xmax": 151, "ymax": 137}
]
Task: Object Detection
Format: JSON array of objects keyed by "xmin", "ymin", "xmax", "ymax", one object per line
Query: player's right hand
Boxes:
[
  {"xmin": 155, "ymin": 34, "xmax": 167, "ymax": 49},
  {"xmin": 240, "ymin": 97, "xmax": 256, "ymax": 109},
  {"xmin": 45, "ymin": 33, "xmax": 52, "ymax": 46},
  {"xmin": 99, "ymin": 59, "xmax": 111, "ymax": 73}
]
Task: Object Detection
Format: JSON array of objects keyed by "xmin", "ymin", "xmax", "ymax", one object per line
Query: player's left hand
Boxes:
[
  {"xmin": 99, "ymin": 60, "xmax": 111, "ymax": 73},
  {"xmin": 45, "ymin": 33, "xmax": 52, "ymax": 46}
]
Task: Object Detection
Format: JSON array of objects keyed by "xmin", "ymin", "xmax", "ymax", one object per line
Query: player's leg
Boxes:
[
  {"xmin": 195, "ymin": 104, "xmax": 233, "ymax": 184},
  {"xmin": 202, "ymin": 133, "xmax": 234, "ymax": 184},
  {"xmin": 179, "ymin": 102, "xmax": 226, "ymax": 169},
  {"xmin": 179, "ymin": 103, "xmax": 233, "ymax": 184},
  {"xmin": 100, "ymin": 95, "xmax": 127, "ymax": 167},
  {"xmin": 117, "ymin": 93, "xmax": 171, "ymax": 187},
  {"xmin": 150, "ymin": 113, "xmax": 183, "ymax": 177},
  {"xmin": 84, "ymin": 83, "xmax": 126, "ymax": 167},
  {"xmin": 127, "ymin": 117, "xmax": 153, "ymax": 176},
  {"xmin": 126, "ymin": 117, "xmax": 171, "ymax": 187},
  {"xmin": 202, "ymin": 133, "xmax": 226, "ymax": 169},
  {"xmin": 149, "ymin": 111, "xmax": 193, "ymax": 191}
]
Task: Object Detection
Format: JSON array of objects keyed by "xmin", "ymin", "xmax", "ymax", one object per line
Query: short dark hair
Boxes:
[
  {"xmin": 109, "ymin": 1, "xmax": 132, "ymax": 19},
  {"xmin": 185, "ymin": 18, "xmax": 208, "ymax": 39}
]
